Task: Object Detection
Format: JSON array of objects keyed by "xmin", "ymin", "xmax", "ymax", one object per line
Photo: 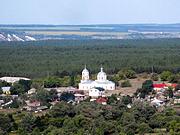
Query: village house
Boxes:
[
  {"xmin": 0, "ymin": 77, "xmax": 30, "ymax": 84},
  {"xmin": 89, "ymin": 87, "xmax": 105, "ymax": 98},
  {"xmin": 74, "ymin": 93, "xmax": 86, "ymax": 102},
  {"xmin": 96, "ymin": 97, "xmax": 108, "ymax": 105},
  {"xmin": 28, "ymin": 88, "xmax": 36, "ymax": 95},
  {"xmin": 1, "ymin": 87, "xmax": 11, "ymax": 95},
  {"xmin": 153, "ymin": 83, "xmax": 177, "ymax": 92},
  {"xmin": 24, "ymin": 100, "xmax": 41, "ymax": 111}
]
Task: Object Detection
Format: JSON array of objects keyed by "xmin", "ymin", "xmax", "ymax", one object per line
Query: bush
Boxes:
[
  {"xmin": 151, "ymin": 73, "xmax": 159, "ymax": 81},
  {"xmin": 121, "ymin": 80, "xmax": 132, "ymax": 87},
  {"xmin": 118, "ymin": 68, "xmax": 136, "ymax": 80},
  {"xmin": 160, "ymin": 71, "xmax": 173, "ymax": 81}
]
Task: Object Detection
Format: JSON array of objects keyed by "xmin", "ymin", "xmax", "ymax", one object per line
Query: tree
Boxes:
[
  {"xmin": 148, "ymin": 113, "xmax": 166, "ymax": 128},
  {"xmin": 165, "ymin": 87, "xmax": 174, "ymax": 98},
  {"xmin": 167, "ymin": 73, "xmax": 180, "ymax": 83},
  {"xmin": 0, "ymin": 80, "xmax": 11, "ymax": 87},
  {"xmin": 0, "ymin": 114, "xmax": 12, "ymax": 133},
  {"xmin": 0, "ymin": 88, "xmax": 3, "ymax": 94},
  {"xmin": 9, "ymin": 99, "xmax": 21, "ymax": 108},
  {"xmin": 35, "ymin": 89, "xmax": 51, "ymax": 105},
  {"xmin": 49, "ymin": 89, "xmax": 58, "ymax": 101},
  {"xmin": 18, "ymin": 79, "xmax": 32, "ymax": 92},
  {"xmin": 19, "ymin": 113, "xmax": 36, "ymax": 133},
  {"xmin": 121, "ymin": 112, "xmax": 135, "ymax": 126},
  {"xmin": 137, "ymin": 123, "xmax": 152, "ymax": 134},
  {"xmin": 44, "ymin": 77, "xmax": 61, "ymax": 88},
  {"xmin": 121, "ymin": 80, "xmax": 132, "ymax": 87},
  {"xmin": 50, "ymin": 102, "xmax": 75, "ymax": 118},
  {"xmin": 169, "ymin": 120, "xmax": 180, "ymax": 135},
  {"xmin": 118, "ymin": 68, "xmax": 136, "ymax": 80},
  {"xmin": 160, "ymin": 71, "xmax": 173, "ymax": 81},
  {"xmin": 10, "ymin": 83, "xmax": 24, "ymax": 95},
  {"xmin": 151, "ymin": 73, "xmax": 159, "ymax": 81},
  {"xmin": 61, "ymin": 76, "xmax": 71, "ymax": 87},
  {"xmin": 136, "ymin": 80, "xmax": 153, "ymax": 98},
  {"xmin": 142, "ymin": 80, "xmax": 153, "ymax": 92},
  {"xmin": 107, "ymin": 94, "xmax": 117, "ymax": 104},
  {"xmin": 121, "ymin": 96, "xmax": 132, "ymax": 105}
]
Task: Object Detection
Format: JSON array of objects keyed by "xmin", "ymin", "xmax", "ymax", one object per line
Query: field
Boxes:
[
  {"xmin": 0, "ymin": 39, "xmax": 180, "ymax": 78},
  {"xmin": 26, "ymin": 31, "xmax": 127, "ymax": 36}
]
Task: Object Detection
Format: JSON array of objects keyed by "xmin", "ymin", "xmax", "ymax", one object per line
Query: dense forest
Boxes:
[
  {"xmin": 0, "ymin": 98, "xmax": 179, "ymax": 135},
  {"xmin": 0, "ymin": 39, "xmax": 180, "ymax": 78}
]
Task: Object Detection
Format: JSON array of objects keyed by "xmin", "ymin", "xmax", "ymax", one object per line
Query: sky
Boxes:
[{"xmin": 0, "ymin": 0, "xmax": 180, "ymax": 25}]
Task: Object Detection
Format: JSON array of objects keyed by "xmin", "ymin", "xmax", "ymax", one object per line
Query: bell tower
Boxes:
[{"xmin": 81, "ymin": 65, "xmax": 89, "ymax": 82}]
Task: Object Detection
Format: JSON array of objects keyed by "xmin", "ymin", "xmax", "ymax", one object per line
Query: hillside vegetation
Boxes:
[{"xmin": 0, "ymin": 39, "xmax": 180, "ymax": 78}]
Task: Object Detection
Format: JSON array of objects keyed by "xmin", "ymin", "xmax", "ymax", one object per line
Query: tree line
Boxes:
[{"xmin": 0, "ymin": 39, "xmax": 180, "ymax": 78}]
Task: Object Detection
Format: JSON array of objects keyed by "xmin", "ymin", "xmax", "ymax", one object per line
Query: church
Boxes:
[{"xmin": 78, "ymin": 66, "xmax": 115, "ymax": 91}]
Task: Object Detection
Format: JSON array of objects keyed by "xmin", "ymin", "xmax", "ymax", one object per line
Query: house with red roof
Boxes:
[
  {"xmin": 153, "ymin": 83, "xmax": 177, "ymax": 91},
  {"xmin": 96, "ymin": 97, "xmax": 107, "ymax": 105}
]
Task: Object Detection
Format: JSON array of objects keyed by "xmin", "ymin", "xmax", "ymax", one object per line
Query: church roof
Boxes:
[
  {"xmin": 94, "ymin": 87, "xmax": 105, "ymax": 91},
  {"xmin": 81, "ymin": 80, "xmax": 93, "ymax": 84},
  {"xmin": 82, "ymin": 65, "xmax": 89, "ymax": 73},
  {"xmin": 94, "ymin": 80, "xmax": 115, "ymax": 85},
  {"xmin": 97, "ymin": 67, "xmax": 106, "ymax": 77}
]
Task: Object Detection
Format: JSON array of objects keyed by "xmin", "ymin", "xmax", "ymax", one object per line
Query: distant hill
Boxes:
[{"xmin": 0, "ymin": 24, "xmax": 180, "ymax": 41}]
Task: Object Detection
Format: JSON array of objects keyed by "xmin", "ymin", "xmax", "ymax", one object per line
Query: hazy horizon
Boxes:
[{"xmin": 1, "ymin": 0, "xmax": 180, "ymax": 25}]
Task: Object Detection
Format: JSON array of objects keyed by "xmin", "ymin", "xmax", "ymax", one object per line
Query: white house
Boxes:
[
  {"xmin": 151, "ymin": 98, "xmax": 164, "ymax": 106},
  {"xmin": 79, "ymin": 66, "xmax": 115, "ymax": 91},
  {"xmin": 28, "ymin": 88, "xmax": 36, "ymax": 95},
  {"xmin": 0, "ymin": 77, "xmax": 30, "ymax": 84},
  {"xmin": 1, "ymin": 87, "xmax": 11, "ymax": 94},
  {"xmin": 89, "ymin": 87, "xmax": 105, "ymax": 97}
]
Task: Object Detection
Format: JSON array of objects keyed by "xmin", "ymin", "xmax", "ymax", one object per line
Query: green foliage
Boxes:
[
  {"xmin": 1, "ymin": 39, "xmax": 180, "ymax": 78},
  {"xmin": 151, "ymin": 73, "xmax": 159, "ymax": 81},
  {"xmin": 121, "ymin": 80, "xmax": 132, "ymax": 87},
  {"xmin": 107, "ymin": 94, "xmax": 117, "ymax": 104},
  {"xmin": 0, "ymin": 114, "xmax": 13, "ymax": 133},
  {"xmin": 142, "ymin": 80, "xmax": 153, "ymax": 92},
  {"xmin": 118, "ymin": 68, "xmax": 136, "ymax": 80},
  {"xmin": 49, "ymin": 102, "xmax": 75, "ymax": 118},
  {"xmin": 121, "ymin": 95, "xmax": 132, "ymax": 105},
  {"xmin": 44, "ymin": 77, "xmax": 61, "ymax": 88},
  {"xmin": 137, "ymin": 123, "xmax": 152, "ymax": 134},
  {"xmin": 169, "ymin": 120, "xmax": 180, "ymax": 135},
  {"xmin": 136, "ymin": 80, "xmax": 153, "ymax": 98},
  {"xmin": 35, "ymin": 89, "xmax": 51, "ymax": 105},
  {"xmin": 9, "ymin": 99, "xmax": 21, "ymax": 108},
  {"xmin": 19, "ymin": 113, "xmax": 36, "ymax": 133},
  {"xmin": 18, "ymin": 79, "xmax": 32, "ymax": 92},
  {"xmin": 10, "ymin": 83, "xmax": 24, "ymax": 95},
  {"xmin": 43, "ymin": 76, "xmax": 74, "ymax": 88},
  {"xmin": 10, "ymin": 80, "xmax": 32, "ymax": 95},
  {"xmin": 0, "ymin": 99, "xmax": 179, "ymax": 134},
  {"xmin": 160, "ymin": 71, "xmax": 173, "ymax": 81},
  {"xmin": 166, "ymin": 87, "xmax": 174, "ymax": 98},
  {"xmin": 0, "ymin": 80, "xmax": 11, "ymax": 87},
  {"xmin": 168, "ymin": 73, "xmax": 180, "ymax": 83},
  {"xmin": 0, "ymin": 88, "xmax": 3, "ymax": 94}
]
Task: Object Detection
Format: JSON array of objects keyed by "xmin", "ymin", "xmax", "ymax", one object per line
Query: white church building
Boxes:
[{"xmin": 78, "ymin": 66, "xmax": 115, "ymax": 91}]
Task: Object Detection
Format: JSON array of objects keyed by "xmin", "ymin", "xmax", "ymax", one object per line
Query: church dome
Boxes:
[
  {"xmin": 82, "ymin": 68, "xmax": 89, "ymax": 74},
  {"xmin": 97, "ymin": 67, "xmax": 107, "ymax": 82},
  {"xmin": 81, "ymin": 66, "xmax": 89, "ymax": 81}
]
